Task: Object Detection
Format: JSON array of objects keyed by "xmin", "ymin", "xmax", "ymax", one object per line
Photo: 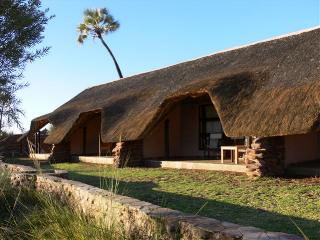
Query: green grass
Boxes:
[{"xmin": 4, "ymin": 158, "xmax": 320, "ymax": 239}]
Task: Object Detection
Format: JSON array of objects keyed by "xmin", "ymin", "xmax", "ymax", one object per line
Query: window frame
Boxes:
[{"xmin": 198, "ymin": 105, "xmax": 223, "ymax": 150}]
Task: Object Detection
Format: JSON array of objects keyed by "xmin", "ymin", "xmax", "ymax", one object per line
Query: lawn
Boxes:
[{"xmin": 4, "ymin": 158, "xmax": 320, "ymax": 239}]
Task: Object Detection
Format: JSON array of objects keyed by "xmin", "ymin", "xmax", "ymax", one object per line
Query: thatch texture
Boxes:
[{"xmin": 30, "ymin": 27, "xmax": 320, "ymax": 144}]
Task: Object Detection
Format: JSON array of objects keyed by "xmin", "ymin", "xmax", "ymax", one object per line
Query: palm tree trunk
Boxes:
[
  {"xmin": 98, "ymin": 35, "xmax": 123, "ymax": 79},
  {"xmin": 0, "ymin": 104, "xmax": 4, "ymax": 133}
]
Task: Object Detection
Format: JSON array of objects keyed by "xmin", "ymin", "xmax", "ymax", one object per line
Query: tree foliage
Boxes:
[
  {"xmin": 77, "ymin": 8, "xmax": 119, "ymax": 43},
  {"xmin": 0, "ymin": 0, "xmax": 52, "ymax": 133},
  {"xmin": 0, "ymin": 85, "xmax": 24, "ymax": 132}
]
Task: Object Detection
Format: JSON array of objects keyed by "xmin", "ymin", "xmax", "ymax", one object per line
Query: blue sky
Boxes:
[{"xmin": 16, "ymin": 0, "xmax": 319, "ymax": 132}]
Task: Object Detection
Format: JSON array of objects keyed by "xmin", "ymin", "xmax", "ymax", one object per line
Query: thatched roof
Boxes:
[
  {"xmin": 0, "ymin": 134, "xmax": 22, "ymax": 144},
  {"xmin": 30, "ymin": 27, "xmax": 320, "ymax": 144},
  {"xmin": 0, "ymin": 134, "xmax": 23, "ymax": 152}
]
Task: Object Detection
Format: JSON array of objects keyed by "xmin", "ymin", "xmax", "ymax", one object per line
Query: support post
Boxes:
[
  {"xmin": 112, "ymin": 140, "xmax": 143, "ymax": 168},
  {"xmin": 37, "ymin": 131, "xmax": 41, "ymax": 153},
  {"xmin": 34, "ymin": 133, "xmax": 37, "ymax": 153},
  {"xmin": 221, "ymin": 148, "xmax": 224, "ymax": 163},
  {"xmin": 244, "ymin": 136, "xmax": 285, "ymax": 178},
  {"xmin": 235, "ymin": 147, "xmax": 238, "ymax": 164},
  {"xmin": 98, "ymin": 133, "xmax": 101, "ymax": 157},
  {"xmin": 82, "ymin": 127, "xmax": 87, "ymax": 155}
]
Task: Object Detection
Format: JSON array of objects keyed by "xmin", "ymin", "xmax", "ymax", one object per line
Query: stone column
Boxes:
[
  {"xmin": 50, "ymin": 142, "xmax": 70, "ymax": 163},
  {"xmin": 112, "ymin": 140, "xmax": 143, "ymax": 168},
  {"xmin": 245, "ymin": 136, "xmax": 285, "ymax": 178}
]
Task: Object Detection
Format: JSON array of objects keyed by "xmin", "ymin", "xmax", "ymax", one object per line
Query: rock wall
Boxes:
[
  {"xmin": 112, "ymin": 140, "xmax": 143, "ymax": 167},
  {"xmin": 245, "ymin": 137, "xmax": 285, "ymax": 177},
  {"xmin": 1, "ymin": 162, "xmax": 301, "ymax": 240},
  {"xmin": 0, "ymin": 161, "xmax": 68, "ymax": 178},
  {"xmin": 50, "ymin": 142, "xmax": 70, "ymax": 163}
]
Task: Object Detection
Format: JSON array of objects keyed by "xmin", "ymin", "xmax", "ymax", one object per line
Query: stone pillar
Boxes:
[
  {"xmin": 112, "ymin": 140, "xmax": 143, "ymax": 168},
  {"xmin": 50, "ymin": 142, "xmax": 70, "ymax": 163},
  {"xmin": 245, "ymin": 136, "xmax": 285, "ymax": 178}
]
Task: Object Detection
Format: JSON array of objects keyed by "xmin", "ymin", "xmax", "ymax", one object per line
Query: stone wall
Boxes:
[
  {"xmin": 245, "ymin": 137, "xmax": 285, "ymax": 177},
  {"xmin": 112, "ymin": 140, "xmax": 143, "ymax": 167},
  {"xmin": 51, "ymin": 142, "xmax": 70, "ymax": 163},
  {"xmin": 0, "ymin": 161, "xmax": 68, "ymax": 178},
  {"xmin": 1, "ymin": 162, "xmax": 301, "ymax": 240}
]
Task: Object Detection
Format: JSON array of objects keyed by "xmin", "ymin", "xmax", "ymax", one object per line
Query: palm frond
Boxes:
[
  {"xmin": 97, "ymin": 8, "xmax": 108, "ymax": 23},
  {"xmin": 106, "ymin": 21, "xmax": 120, "ymax": 33},
  {"xmin": 99, "ymin": 8, "xmax": 109, "ymax": 16},
  {"xmin": 103, "ymin": 15, "xmax": 114, "ymax": 25},
  {"xmin": 79, "ymin": 8, "xmax": 120, "ymax": 40},
  {"xmin": 77, "ymin": 35, "xmax": 87, "ymax": 44},
  {"xmin": 83, "ymin": 9, "xmax": 96, "ymax": 19},
  {"xmin": 84, "ymin": 17, "xmax": 96, "ymax": 27},
  {"xmin": 77, "ymin": 23, "xmax": 88, "ymax": 33}
]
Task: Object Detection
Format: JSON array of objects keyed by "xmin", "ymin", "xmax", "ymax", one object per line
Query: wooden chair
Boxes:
[
  {"xmin": 203, "ymin": 134, "xmax": 221, "ymax": 159},
  {"xmin": 237, "ymin": 146, "xmax": 247, "ymax": 163}
]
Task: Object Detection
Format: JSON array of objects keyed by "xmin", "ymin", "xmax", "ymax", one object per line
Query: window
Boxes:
[{"xmin": 199, "ymin": 105, "xmax": 223, "ymax": 149}]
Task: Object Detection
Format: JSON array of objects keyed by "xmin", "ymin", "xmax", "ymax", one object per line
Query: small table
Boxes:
[{"xmin": 221, "ymin": 145, "xmax": 246, "ymax": 164}]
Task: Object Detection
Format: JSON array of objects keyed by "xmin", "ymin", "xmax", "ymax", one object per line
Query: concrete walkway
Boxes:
[
  {"xmin": 72, "ymin": 156, "xmax": 114, "ymax": 165},
  {"xmin": 145, "ymin": 159, "xmax": 247, "ymax": 173}
]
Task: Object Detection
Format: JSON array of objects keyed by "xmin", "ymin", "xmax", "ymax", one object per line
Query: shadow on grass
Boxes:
[{"xmin": 67, "ymin": 172, "xmax": 319, "ymax": 239}]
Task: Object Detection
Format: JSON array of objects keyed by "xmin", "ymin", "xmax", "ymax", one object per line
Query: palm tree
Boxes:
[{"xmin": 77, "ymin": 8, "xmax": 123, "ymax": 78}]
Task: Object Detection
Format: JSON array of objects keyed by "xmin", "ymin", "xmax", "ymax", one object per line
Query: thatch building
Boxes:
[
  {"xmin": 27, "ymin": 27, "xmax": 320, "ymax": 176},
  {"xmin": 0, "ymin": 134, "xmax": 28, "ymax": 157}
]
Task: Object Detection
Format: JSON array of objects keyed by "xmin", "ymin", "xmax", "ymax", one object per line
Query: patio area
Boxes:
[
  {"xmin": 145, "ymin": 144, "xmax": 247, "ymax": 173},
  {"xmin": 71, "ymin": 155, "xmax": 114, "ymax": 165}
]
